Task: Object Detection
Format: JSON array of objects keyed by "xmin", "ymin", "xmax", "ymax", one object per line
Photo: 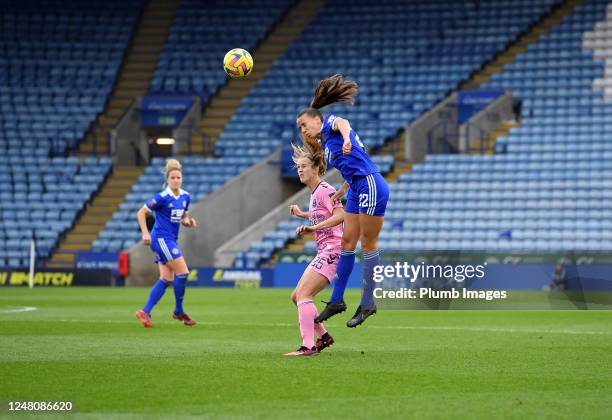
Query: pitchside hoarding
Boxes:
[
  {"xmin": 187, "ymin": 268, "xmax": 274, "ymax": 288},
  {"xmin": 0, "ymin": 269, "xmax": 113, "ymax": 287}
]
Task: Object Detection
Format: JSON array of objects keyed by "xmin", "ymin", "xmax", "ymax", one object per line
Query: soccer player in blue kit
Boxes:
[
  {"xmin": 135, "ymin": 159, "xmax": 198, "ymax": 328},
  {"xmin": 296, "ymin": 74, "xmax": 390, "ymax": 328}
]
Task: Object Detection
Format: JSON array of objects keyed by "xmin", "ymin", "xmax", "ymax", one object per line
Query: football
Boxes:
[{"xmin": 223, "ymin": 48, "xmax": 254, "ymax": 78}]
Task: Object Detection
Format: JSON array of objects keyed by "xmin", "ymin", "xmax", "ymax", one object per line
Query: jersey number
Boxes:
[
  {"xmin": 310, "ymin": 256, "xmax": 325, "ymax": 270},
  {"xmin": 359, "ymin": 193, "xmax": 370, "ymax": 208},
  {"xmin": 324, "ymin": 147, "xmax": 333, "ymax": 165},
  {"xmin": 354, "ymin": 134, "xmax": 365, "ymax": 148}
]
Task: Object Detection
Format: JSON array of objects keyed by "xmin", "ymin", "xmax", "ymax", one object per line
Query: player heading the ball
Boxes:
[{"xmin": 296, "ymin": 74, "xmax": 390, "ymax": 328}]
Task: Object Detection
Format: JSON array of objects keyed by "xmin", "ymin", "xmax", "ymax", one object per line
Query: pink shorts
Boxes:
[{"xmin": 307, "ymin": 248, "xmax": 340, "ymax": 283}]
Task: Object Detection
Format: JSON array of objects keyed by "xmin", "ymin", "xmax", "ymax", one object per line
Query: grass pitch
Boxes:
[{"xmin": 1, "ymin": 288, "xmax": 611, "ymax": 419}]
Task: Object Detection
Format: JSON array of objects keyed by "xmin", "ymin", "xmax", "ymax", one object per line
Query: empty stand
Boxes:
[
  {"xmin": 0, "ymin": 157, "xmax": 111, "ymax": 268},
  {"xmin": 379, "ymin": 0, "xmax": 612, "ymax": 253},
  {"xmin": 0, "ymin": 1, "xmax": 142, "ymax": 266},
  {"xmin": 78, "ymin": 0, "xmax": 179, "ymax": 156},
  {"xmin": 1, "ymin": 0, "xmax": 143, "ymax": 157}
]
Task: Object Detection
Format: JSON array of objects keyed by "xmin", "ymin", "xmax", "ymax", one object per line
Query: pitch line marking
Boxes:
[
  {"xmin": 0, "ymin": 306, "xmax": 38, "ymax": 314},
  {"xmin": 4, "ymin": 318, "xmax": 609, "ymax": 336}
]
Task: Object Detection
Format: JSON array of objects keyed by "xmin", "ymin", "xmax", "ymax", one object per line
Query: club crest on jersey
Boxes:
[
  {"xmin": 169, "ymin": 203, "xmax": 174, "ymax": 208},
  {"xmin": 182, "ymin": 201, "xmax": 187, "ymax": 208},
  {"xmin": 312, "ymin": 197, "xmax": 317, "ymax": 207}
]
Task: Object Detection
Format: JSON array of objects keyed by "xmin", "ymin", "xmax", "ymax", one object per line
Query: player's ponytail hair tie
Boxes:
[
  {"xmin": 165, "ymin": 159, "xmax": 182, "ymax": 179},
  {"xmin": 291, "ymin": 143, "xmax": 326, "ymax": 176}
]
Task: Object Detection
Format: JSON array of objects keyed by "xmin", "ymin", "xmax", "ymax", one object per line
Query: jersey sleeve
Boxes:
[
  {"xmin": 320, "ymin": 186, "xmax": 343, "ymax": 214},
  {"xmin": 144, "ymin": 192, "xmax": 165, "ymax": 211},
  {"xmin": 320, "ymin": 114, "xmax": 338, "ymax": 138}
]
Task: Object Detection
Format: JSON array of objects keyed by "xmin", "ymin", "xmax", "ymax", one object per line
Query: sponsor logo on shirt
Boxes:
[{"xmin": 170, "ymin": 209, "xmax": 185, "ymax": 223}]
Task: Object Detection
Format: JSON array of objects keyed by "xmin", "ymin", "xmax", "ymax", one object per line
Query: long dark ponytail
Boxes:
[
  {"xmin": 296, "ymin": 74, "xmax": 359, "ymax": 154},
  {"xmin": 309, "ymin": 74, "xmax": 358, "ymax": 110}
]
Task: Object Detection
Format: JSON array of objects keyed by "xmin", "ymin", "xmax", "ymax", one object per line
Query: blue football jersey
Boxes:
[
  {"xmin": 144, "ymin": 187, "xmax": 191, "ymax": 241},
  {"xmin": 320, "ymin": 114, "xmax": 379, "ymax": 185}
]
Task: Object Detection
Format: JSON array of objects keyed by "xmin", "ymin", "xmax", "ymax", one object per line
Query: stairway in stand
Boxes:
[
  {"xmin": 52, "ymin": 0, "xmax": 181, "ymax": 267},
  {"xmin": 193, "ymin": 0, "xmax": 327, "ymax": 155},
  {"xmin": 465, "ymin": 0, "xmax": 584, "ymax": 87},
  {"xmin": 78, "ymin": 0, "xmax": 180, "ymax": 156},
  {"xmin": 47, "ymin": 167, "xmax": 144, "ymax": 268}
]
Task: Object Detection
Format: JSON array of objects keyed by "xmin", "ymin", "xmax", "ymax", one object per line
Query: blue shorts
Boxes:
[
  {"xmin": 345, "ymin": 172, "xmax": 389, "ymax": 217},
  {"xmin": 150, "ymin": 237, "xmax": 182, "ymax": 265}
]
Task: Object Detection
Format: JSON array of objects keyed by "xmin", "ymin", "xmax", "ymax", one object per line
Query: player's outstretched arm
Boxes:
[{"xmin": 136, "ymin": 207, "xmax": 151, "ymax": 245}]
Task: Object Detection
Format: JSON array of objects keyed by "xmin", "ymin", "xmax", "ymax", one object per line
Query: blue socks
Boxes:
[
  {"xmin": 360, "ymin": 250, "xmax": 380, "ymax": 309},
  {"xmin": 173, "ymin": 273, "xmax": 188, "ymax": 315},
  {"xmin": 143, "ymin": 279, "xmax": 170, "ymax": 314},
  {"xmin": 330, "ymin": 249, "xmax": 356, "ymax": 303},
  {"xmin": 142, "ymin": 274, "xmax": 189, "ymax": 316}
]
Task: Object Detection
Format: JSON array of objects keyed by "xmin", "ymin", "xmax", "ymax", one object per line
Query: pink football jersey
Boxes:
[{"xmin": 309, "ymin": 181, "xmax": 343, "ymax": 251}]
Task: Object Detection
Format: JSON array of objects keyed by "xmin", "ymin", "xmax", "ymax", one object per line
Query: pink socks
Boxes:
[
  {"xmin": 314, "ymin": 310, "xmax": 327, "ymax": 339},
  {"xmin": 297, "ymin": 300, "xmax": 327, "ymax": 348}
]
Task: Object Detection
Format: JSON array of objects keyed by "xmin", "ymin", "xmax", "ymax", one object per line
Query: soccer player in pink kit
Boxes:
[{"xmin": 284, "ymin": 144, "xmax": 344, "ymax": 357}]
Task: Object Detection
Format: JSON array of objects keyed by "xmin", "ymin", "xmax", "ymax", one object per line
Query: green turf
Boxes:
[{"xmin": 1, "ymin": 288, "xmax": 611, "ymax": 419}]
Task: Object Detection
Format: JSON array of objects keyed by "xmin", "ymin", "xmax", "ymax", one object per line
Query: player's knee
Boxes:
[
  {"xmin": 295, "ymin": 290, "xmax": 313, "ymax": 302},
  {"xmin": 361, "ymin": 242, "xmax": 378, "ymax": 252},
  {"xmin": 360, "ymin": 235, "xmax": 378, "ymax": 251},
  {"xmin": 341, "ymin": 236, "xmax": 357, "ymax": 250},
  {"xmin": 290, "ymin": 291, "xmax": 297, "ymax": 305}
]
